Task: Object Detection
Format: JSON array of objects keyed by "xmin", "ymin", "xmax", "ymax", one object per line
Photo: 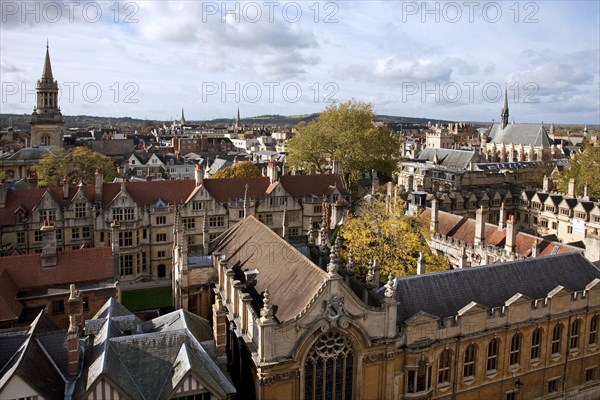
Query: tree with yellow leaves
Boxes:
[{"xmin": 340, "ymin": 196, "xmax": 449, "ymax": 279}]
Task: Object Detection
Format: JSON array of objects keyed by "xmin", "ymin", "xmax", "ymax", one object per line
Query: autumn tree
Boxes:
[
  {"xmin": 211, "ymin": 161, "xmax": 262, "ymax": 179},
  {"xmin": 340, "ymin": 196, "xmax": 449, "ymax": 279},
  {"xmin": 558, "ymin": 143, "xmax": 600, "ymax": 197},
  {"xmin": 286, "ymin": 100, "xmax": 401, "ymax": 185},
  {"xmin": 34, "ymin": 147, "xmax": 118, "ymax": 187}
]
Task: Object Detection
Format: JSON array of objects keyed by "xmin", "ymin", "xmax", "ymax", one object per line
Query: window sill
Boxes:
[
  {"xmin": 462, "ymin": 377, "xmax": 476, "ymax": 385},
  {"xmin": 485, "ymin": 370, "xmax": 498, "ymax": 379}
]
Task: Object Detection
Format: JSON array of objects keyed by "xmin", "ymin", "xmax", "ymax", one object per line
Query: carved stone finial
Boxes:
[
  {"xmin": 346, "ymin": 249, "xmax": 354, "ymax": 273},
  {"xmin": 366, "ymin": 258, "xmax": 375, "ymax": 285},
  {"xmin": 327, "ymin": 236, "xmax": 341, "ymax": 275},
  {"xmin": 307, "ymin": 217, "xmax": 315, "ymax": 245},
  {"xmin": 260, "ymin": 289, "xmax": 273, "ymax": 319},
  {"xmin": 385, "ymin": 274, "xmax": 395, "ymax": 298}
]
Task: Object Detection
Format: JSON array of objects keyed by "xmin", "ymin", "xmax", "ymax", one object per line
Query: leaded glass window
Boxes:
[{"xmin": 305, "ymin": 330, "xmax": 353, "ymax": 400}]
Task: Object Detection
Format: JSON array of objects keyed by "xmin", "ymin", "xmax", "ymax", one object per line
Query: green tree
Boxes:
[
  {"xmin": 558, "ymin": 144, "xmax": 600, "ymax": 197},
  {"xmin": 286, "ymin": 100, "xmax": 401, "ymax": 185},
  {"xmin": 34, "ymin": 147, "xmax": 118, "ymax": 187},
  {"xmin": 211, "ymin": 161, "xmax": 262, "ymax": 179},
  {"xmin": 340, "ymin": 197, "xmax": 449, "ymax": 279}
]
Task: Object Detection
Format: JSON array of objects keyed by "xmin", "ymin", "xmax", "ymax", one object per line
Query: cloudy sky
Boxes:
[{"xmin": 1, "ymin": 1, "xmax": 599, "ymax": 124}]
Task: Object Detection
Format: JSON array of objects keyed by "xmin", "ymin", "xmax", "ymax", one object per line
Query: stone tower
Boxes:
[{"xmin": 29, "ymin": 43, "xmax": 64, "ymax": 147}]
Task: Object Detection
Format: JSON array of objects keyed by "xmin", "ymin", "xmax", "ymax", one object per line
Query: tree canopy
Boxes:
[
  {"xmin": 340, "ymin": 196, "xmax": 449, "ymax": 279},
  {"xmin": 33, "ymin": 147, "xmax": 118, "ymax": 187},
  {"xmin": 286, "ymin": 100, "xmax": 401, "ymax": 185},
  {"xmin": 558, "ymin": 143, "xmax": 600, "ymax": 197},
  {"xmin": 211, "ymin": 161, "xmax": 262, "ymax": 179}
]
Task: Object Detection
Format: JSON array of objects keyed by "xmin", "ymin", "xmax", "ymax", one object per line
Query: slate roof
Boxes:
[
  {"xmin": 421, "ymin": 208, "xmax": 581, "ymax": 257},
  {"xmin": 280, "ymin": 174, "xmax": 347, "ymax": 198},
  {"xmin": 76, "ymin": 298, "xmax": 235, "ymax": 400},
  {"xmin": 391, "ymin": 252, "xmax": 600, "ymax": 323},
  {"xmin": 211, "ymin": 216, "xmax": 328, "ymax": 322},
  {"xmin": 0, "ymin": 311, "xmax": 67, "ymax": 400},
  {"xmin": 488, "ymin": 123, "xmax": 552, "ymax": 147},
  {"xmin": 417, "ymin": 148, "xmax": 479, "ymax": 169}
]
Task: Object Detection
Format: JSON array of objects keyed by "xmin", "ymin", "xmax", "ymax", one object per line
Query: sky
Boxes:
[{"xmin": 1, "ymin": 1, "xmax": 599, "ymax": 124}]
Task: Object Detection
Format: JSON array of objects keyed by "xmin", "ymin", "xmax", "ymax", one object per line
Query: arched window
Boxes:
[
  {"xmin": 590, "ymin": 316, "xmax": 599, "ymax": 345},
  {"xmin": 463, "ymin": 344, "xmax": 476, "ymax": 379},
  {"xmin": 551, "ymin": 324, "xmax": 563, "ymax": 354},
  {"xmin": 509, "ymin": 334, "xmax": 522, "ymax": 366},
  {"xmin": 305, "ymin": 330, "xmax": 353, "ymax": 400},
  {"xmin": 486, "ymin": 338, "xmax": 499, "ymax": 372},
  {"xmin": 569, "ymin": 319, "xmax": 581, "ymax": 350},
  {"xmin": 438, "ymin": 349, "xmax": 451, "ymax": 384},
  {"xmin": 531, "ymin": 328, "xmax": 543, "ymax": 360}
]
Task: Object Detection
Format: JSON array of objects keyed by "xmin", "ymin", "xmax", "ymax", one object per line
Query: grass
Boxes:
[{"xmin": 121, "ymin": 286, "xmax": 173, "ymax": 311}]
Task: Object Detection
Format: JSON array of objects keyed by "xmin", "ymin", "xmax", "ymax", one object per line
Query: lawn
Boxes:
[{"xmin": 121, "ymin": 286, "xmax": 173, "ymax": 312}]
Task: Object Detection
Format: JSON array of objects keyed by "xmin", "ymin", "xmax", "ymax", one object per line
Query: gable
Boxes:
[
  {"xmin": 173, "ymin": 373, "xmax": 208, "ymax": 396},
  {"xmin": 86, "ymin": 377, "xmax": 129, "ymax": 400}
]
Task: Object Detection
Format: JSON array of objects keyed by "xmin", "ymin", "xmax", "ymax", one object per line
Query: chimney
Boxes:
[
  {"xmin": 583, "ymin": 183, "xmax": 589, "ymax": 198},
  {"xmin": 41, "ymin": 221, "xmax": 57, "ymax": 267},
  {"xmin": 531, "ymin": 240, "xmax": 538, "ymax": 257},
  {"xmin": 212, "ymin": 296, "xmax": 227, "ymax": 354},
  {"xmin": 0, "ymin": 179, "xmax": 6, "ymax": 209},
  {"xmin": 430, "ymin": 198, "xmax": 439, "ymax": 235},
  {"xmin": 266, "ymin": 162, "xmax": 278, "ymax": 183},
  {"xmin": 543, "ymin": 175, "xmax": 549, "ymax": 192},
  {"xmin": 416, "ymin": 252, "xmax": 425, "ymax": 275},
  {"xmin": 505, "ymin": 215, "xmax": 516, "ymax": 253},
  {"xmin": 474, "ymin": 206, "xmax": 485, "ymax": 247},
  {"xmin": 458, "ymin": 246, "xmax": 467, "ymax": 269},
  {"xmin": 95, "ymin": 169, "xmax": 103, "ymax": 205},
  {"xmin": 498, "ymin": 202, "xmax": 506, "ymax": 230},
  {"xmin": 568, "ymin": 178, "xmax": 576, "ymax": 197},
  {"xmin": 67, "ymin": 315, "xmax": 80, "ymax": 378},
  {"xmin": 68, "ymin": 284, "xmax": 83, "ymax": 333},
  {"xmin": 63, "ymin": 176, "xmax": 69, "ymax": 199},
  {"xmin": 195, "ymin": 163, "xmax": 203, "ymax": 186}
]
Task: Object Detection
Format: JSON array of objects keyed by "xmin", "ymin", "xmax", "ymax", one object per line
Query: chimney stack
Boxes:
[
  {"xmin": 41, "ymin": 221, "xmax": 57, "ymax": 267},
  {"xmin": 266, "ymin": 162, "xmax": 278, "ymax": 183},
  {"xmin": 67, "ymin": 315, "xmax": 80, "ymax": 378},
  {"xmin": 568, "ymin": 178, "xmax": 576, "ymax": 197},
  {"xmin": 195, "ymin": 163, "xmax": 203, "ymax": 187},
  {"xmin": 498, "ymin": 202, "xmax": 506, "ymax": 230},
  {"xmin": 68, "ymin": 284, "xmax": 83, "ymax": 334},
  {"xmin": 95, "ymin": 169, "xmax": 103, "ymax": 205},
  {"xmin": 474, "ymin": 206, "xmax": 485, "ymax": 247},
  {"xmin": 63, "ymin": 176, "xmax": 69, "ymax": 199},
  {"xmin": 543, "ymin": 175, "xmax": 549, "ymax": 192},
  {"xmin": 416, "ymin": 252, "xmax": 425, "ymax": 275},
  {"xmin": 505, "ymin": 215, "xmax": 516, "ymax": 253}
]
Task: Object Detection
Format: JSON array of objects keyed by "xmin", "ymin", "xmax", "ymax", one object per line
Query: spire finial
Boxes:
[
  {"xmin": 384, "ymin": 273, "xmax": 395, "ymax": 298},
  {"xmin": 260, "ymin": 290, "xmax": 273, "ymax": 320}
]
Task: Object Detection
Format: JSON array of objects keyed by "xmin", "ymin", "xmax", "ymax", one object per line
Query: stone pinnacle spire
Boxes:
[
  {"xmin": 42, "ymin": 41, "xmax": 54, "ymax": 80},
  {"xmin": 501, "ymin": 83, "xmax": 509, "ymax": 130}
]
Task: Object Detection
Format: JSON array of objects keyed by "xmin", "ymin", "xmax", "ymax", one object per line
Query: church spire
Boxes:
[
  {"xmin": 181, "ymin": 107, "xmax": 185, "ymax": 124},
  {"xmin": 42, "ymin": 41, "xmax": 54, "ymax": 80},
  {"xmin": 501, "ymin": 84, "xmax": 509, "ymax": 130}
]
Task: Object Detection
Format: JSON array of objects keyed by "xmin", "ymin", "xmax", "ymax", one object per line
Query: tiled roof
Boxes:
[
  {"xmin": 0, "ymin": 247, "xmax": 115, "ymax": 289},
  {"xmin": 0, "ymin": 311, "xmax": 67, "ymax": 400},
  {"xmin": 202, "ymin": 177, "xmax": 271, "ymax": 202},
  {"xmin": 421, "ymin": 208, "xmax": 581, "ymax": 257},
  {"xmin": 417, "ymin": 148, "xmax": 479, "ymax": 168},
  {"xmin": 488, "ymin": 123, "xmax": 552, "ymax": 147},
  {"xmin": 0, "ymin": 271, "xmax": 23, "ymax": 323},
  {"xmin": 280, "ymin": 174, "xmax": 346, "ymax": 198},
  {"xmin": 391, "ymin": 253, "xmax": 600, "ymax": 323},
  {"xmin": 211, "ymin": 216, "xmax": 328, "ymax": 322},
  {"xmin": 101, "ymin": 180, "xmax": 196, "ymax": 208},
  {"xmin": 77, "ymin": 298, "xmax": 235, "ymax": 400}
]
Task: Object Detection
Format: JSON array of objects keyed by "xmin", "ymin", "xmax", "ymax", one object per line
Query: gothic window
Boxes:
[
  {"xmin": 438, "ymin": 349, "xmax": 451, "ymax": 384},
  {"xmin": 531, "ymin": 328, "xmax": 543, "ymax": 360},
  {"xmin": 463, "ymin": 344, "xmax": 476, "ymax": 379},
  {"xmin": 590, "ymin": 316, "xmax": 599, "ymax": 346},
  {"xmin": 304, "ymin": 330, "xmax": 353, "ymax": 400},
  {"xmin": 551, "ymin": 324, "xmax": 563, "ymax": 355},
  {"xmin": 487, "ymin": 338, "xmax": 499, "ymax": 372},
  {"xmin": 569, "ymin": 319, "xmax": 581, "ymax": 350},
  {"xmin": 509, "ymin": 334, "xmax": 522, "ymax": 366}
]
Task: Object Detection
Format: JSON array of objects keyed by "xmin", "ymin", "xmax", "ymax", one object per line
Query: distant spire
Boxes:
[
  {"xmin": 181, "ymin": 107, "xmax": 185, "ymax": 123},
  {"xmin": 501, "ymin": 83, "xmax": 509, "ymax": 130},
  {"xmin": 42, "ymin": 41, "xmax": 53, "ymax": 80},
  {"xmin": 236, "ymin": 107, "xmax": 241, "ymax": 129}
]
